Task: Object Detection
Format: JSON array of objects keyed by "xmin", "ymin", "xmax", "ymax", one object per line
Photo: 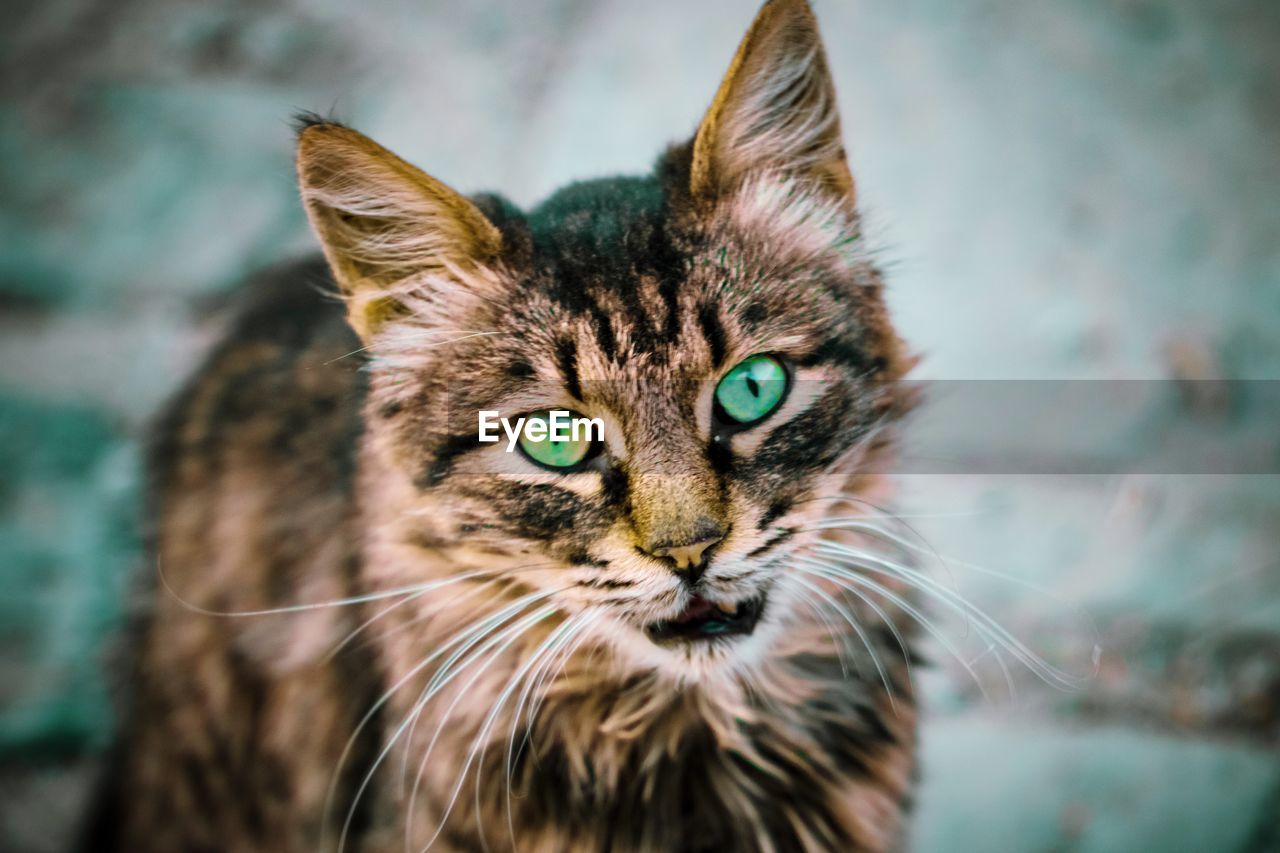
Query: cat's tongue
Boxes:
[
  {"xmin": 645, "ymin": 592, "xmax": 762, "ymax": 643},
  {"xmin": 677, "ymin": 596, "xmax": 719, "ymax": 623}
]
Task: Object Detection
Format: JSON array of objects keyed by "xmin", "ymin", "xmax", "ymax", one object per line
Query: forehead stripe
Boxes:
[
  {"xmin": 697, "ymin": 302, "xmax": 727, "ymax": 368},
  {"xmin": 589, "ymin": 300, "xmax": 619, "ymax": 362},
  {"xmin": 555, "ymin": 336, "xmax": 583, "ymax": 400},
  {"xmin": 658, "ymin": 274, "xmax": 681, "ymax": 341}
]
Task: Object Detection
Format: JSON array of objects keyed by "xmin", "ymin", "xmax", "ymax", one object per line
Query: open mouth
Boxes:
[{"xmin": 644, "ymin": 593, "xmax": 766, "ymax": 645}]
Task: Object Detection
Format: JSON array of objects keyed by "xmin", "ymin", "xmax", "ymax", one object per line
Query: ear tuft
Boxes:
[
  {"xmin": 291, "ymin": 110, "xmax": 345, "ymax": 135},
  {"xmin": 295, "ymin": 123, "xmax": 503, "ymax": 339},
  {"xmin": 690, "ymin": 0, "xmax": 852, "ymax": 205}
]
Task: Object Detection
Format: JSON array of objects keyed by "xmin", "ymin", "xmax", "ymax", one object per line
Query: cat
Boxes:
[{"xmin": 83, "ymin": 0, "xmax": 920, "ymax": 850}]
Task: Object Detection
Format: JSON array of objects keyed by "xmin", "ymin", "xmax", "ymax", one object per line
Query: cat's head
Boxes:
[{"xmin": 297, "ymin": 0, "xmax": 911, "ymax": 682}]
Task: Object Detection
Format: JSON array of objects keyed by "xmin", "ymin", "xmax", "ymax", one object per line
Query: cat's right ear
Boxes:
[{"xmin": 295, "ymin": 119, "xmax": 504, "ymax": 340}]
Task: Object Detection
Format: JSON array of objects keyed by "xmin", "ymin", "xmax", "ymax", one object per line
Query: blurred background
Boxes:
[{"xmin": 2, "ymin": 0, "xmax": 1278, "ymax": 850}]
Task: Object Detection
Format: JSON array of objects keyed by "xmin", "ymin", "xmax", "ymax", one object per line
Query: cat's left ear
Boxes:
[{"xmin": 689, "ymin": 0, "xmax": 853, "ymax": 207}]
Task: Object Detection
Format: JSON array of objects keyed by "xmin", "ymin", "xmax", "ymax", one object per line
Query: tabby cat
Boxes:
[{"xmin": 85, "ymin": 1, "xmax": 920, "ymax": 849}]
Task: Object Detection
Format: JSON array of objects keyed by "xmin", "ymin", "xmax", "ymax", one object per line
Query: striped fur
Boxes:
[{"xmin": 87, "ymin": 2, "xmax": 920, "ymax": 851}]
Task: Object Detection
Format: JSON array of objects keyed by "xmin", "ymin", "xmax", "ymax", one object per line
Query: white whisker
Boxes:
[
  {"xmin": 823, "ymin": 572, "xmax": 916, "ymax": 685},
  {"xmin": 404, "ymin": 604, "xmax": 562, "ymax": 850},
  {"xmin": 792, "ymin": 588, "xmax": 852, "ymax": 678},
  {"xmin": 159, "ymin": 560, "xmax": 525, "ymax": 618},
  {"xmin": 793, "ymin": 559, "xmax": 994, "ymax": 703},
  {"xmin": 397, "ymin": 586, "xmax": 565, "ymax": 794},
  {"xmin": 812, "ymin": 542, "xmax": 1090, "ymax": 691},
  {"xmin": 506, "ymin": 611, "xmax": 598, "ymax": 782},
  {"xmin": 329, "ymin": 591, "xmax": 557, "ymax": 853},
  {"xmin": 325, "ymin": 589, "xmax": 426, "ymax": 663},
  {"xmin": 790, "ymin": 574, "xmax": 897, "ymax": 709}
]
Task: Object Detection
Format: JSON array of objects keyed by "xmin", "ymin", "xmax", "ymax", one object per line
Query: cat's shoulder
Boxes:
[{"xmin": 147, "ymin": 256, "xmax": 366, "ymax": 510}]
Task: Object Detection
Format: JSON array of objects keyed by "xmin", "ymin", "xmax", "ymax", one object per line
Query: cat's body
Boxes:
[
  {"xmin": 87, "ymin": 2, "xmax": 921, "ymax": 850},
  {"xmin": 85, "ymin": 259, "xmax": 379, "ymax": 850}
]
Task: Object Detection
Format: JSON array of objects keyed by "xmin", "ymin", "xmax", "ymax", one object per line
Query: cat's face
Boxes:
[{"xmin": 297, "ymin": 0, "xmax": 910, "ymax": 681}]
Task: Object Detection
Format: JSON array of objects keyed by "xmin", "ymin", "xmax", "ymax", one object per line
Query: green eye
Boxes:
[
  {"xmin": 714, "ymin": 354, "xmax": 789, "ymax": 425},
  {"xmin": 517, "ymin": 410, "xmax": 596, "ymax": 469}
]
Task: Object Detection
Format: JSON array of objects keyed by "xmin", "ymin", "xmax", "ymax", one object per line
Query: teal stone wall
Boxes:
[{"xmin": 2, "ymin": 1, "xmax": 1277, "ymax": 850}]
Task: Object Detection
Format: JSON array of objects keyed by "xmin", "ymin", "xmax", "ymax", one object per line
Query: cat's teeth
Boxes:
[{"xmin": 716, "ymin": 601, "xmax": 738, "ymax": 615}]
